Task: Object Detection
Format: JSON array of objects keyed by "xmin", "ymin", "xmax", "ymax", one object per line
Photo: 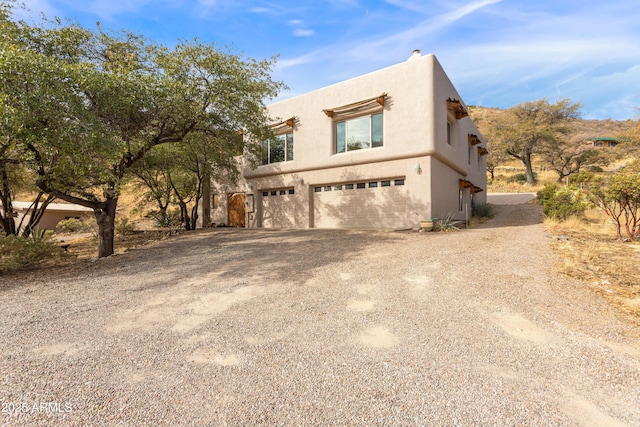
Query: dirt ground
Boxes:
[{"xmin": 1, "ymin": 203, "xmax": 639, "ymax": 426}]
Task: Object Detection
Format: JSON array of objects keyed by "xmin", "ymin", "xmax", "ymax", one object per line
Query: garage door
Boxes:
[
  {"xmin": 313, "ymin": 178, "xmax": 407, "ymax": 228},
  {"xmin": 261, "ymin": 188, "xmax": 298, "ymax": 228}
]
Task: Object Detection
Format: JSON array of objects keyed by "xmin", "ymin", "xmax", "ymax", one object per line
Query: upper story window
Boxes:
[
  {"xmin": 335, "ymin": 113, "xmax": 383, "ymax": 153},
  {"xmin": 262, "ymin": 132, "xmax": 293, "ymax": 165}
]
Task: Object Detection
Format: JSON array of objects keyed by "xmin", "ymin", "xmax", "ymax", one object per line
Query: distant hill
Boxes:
[{"xmin": 469, "ymin": 106, "xmax": 637, "ymax": 139}]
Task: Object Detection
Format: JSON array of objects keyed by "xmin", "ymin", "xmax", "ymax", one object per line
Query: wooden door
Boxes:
[{"xmin": 228, "ymin": 193, "xmax": 246, "ymax": 227}]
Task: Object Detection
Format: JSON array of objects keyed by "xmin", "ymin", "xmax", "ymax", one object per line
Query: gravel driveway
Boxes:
[{"xmin": 1, "ymin": 202, "xmax": 639, "ymax": 426}]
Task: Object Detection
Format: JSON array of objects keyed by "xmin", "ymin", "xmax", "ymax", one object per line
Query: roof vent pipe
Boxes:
[{"xmin": 408, "ymin": 49, "xmax": 421, "ymax": 61}]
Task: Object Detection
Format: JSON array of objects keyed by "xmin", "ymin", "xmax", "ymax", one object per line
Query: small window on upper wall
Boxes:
[
  {"xmin": 335, "ymin": 113, "xmax": 383, "ymax": 153},
  {"xmin": 394, "ymin": 179, "xmax": 405, "ymax": 186},
  {"xmin": 314, "ymin": 187, "xmax": 322, "ymax": 193},
  {"xmin": 447, "ymin": 122, "xmax": 452, "ymax": 145},
  {"xmin": 368, "ymin": 182, "xmax": 378, "ymax": 188},
  {"xmin": 262, "ymin": 132, "xmax": 293, "ymax": 165},
  {"xmin": 381, "ymin": 180, "xmax": 391, "ymax": 187},
  {"xmin": 356, "ymin": 183, "xmax": 366, "ymax": 189}
]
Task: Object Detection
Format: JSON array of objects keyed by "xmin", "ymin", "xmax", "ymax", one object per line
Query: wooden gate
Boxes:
[{"xmin": 227, "ymin": 193, "xmax": 246, "ymax": 227}]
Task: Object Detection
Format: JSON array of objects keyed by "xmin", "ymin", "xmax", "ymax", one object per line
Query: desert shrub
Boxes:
[
  {"xmin": 568, "ymin": 171, "xmax": 595, "ymax": 186},
  {"xmin": 57, "ymin": 217, "xmax": 95, "ymax": 233},
  {"xmin": 433, "ymin": 213, "xmax": 460, "ymax": 232},
  {"xmin": 508, "ymin": 172, "xmax": 537, "ymax": 184},
  {"xmin": 148, "ymin": 210, "xmax": 181, "ymax": 228},
  {"xmin": 115, "ymin": 217, "xmax": 136, "ymax": 236},
  {"xmin": 537, "ymin": 183, "xmax": 589, "ymax": 220},
  {"xmin": 584, "ymin": 173, "xmax": 640, "ymax": 241},
  {"xmin": 472, "ymin": 202, "xmax": 495, "ymax": 218},
  {"xmin": 0, "ymin": 230, "xmax": 72, "ymax": 273}
]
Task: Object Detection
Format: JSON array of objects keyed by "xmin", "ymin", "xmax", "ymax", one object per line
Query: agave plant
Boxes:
[{"xmin": 433, "ymin": 213, "xmax": 460, "ymax": 232}]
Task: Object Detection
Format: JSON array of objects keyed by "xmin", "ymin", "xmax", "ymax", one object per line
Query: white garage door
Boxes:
[
  {"xmin": 313, "ymin": 178, "xmax": 407, "ymax": 228},
  {"xmin": 261, "ymin": 188, "xmax": 298, "ymax": 228}
]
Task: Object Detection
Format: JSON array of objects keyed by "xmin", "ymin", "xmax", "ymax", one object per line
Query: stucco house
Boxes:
[
  {"xmin": 203, "ymin": 51, "xmax": 487, "ymax": 229},
  {"xmin": 5, "ymin": 201, "xmax": 92, "ymax": 232}
]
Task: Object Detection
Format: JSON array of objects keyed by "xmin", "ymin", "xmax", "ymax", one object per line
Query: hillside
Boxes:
[{"xmin": 469, "ymin": 106, "xmax": 638, "ymax": 139}]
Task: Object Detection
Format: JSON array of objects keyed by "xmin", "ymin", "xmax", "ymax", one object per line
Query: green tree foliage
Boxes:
[
  {"xmin": 538, "ymin": 123, "xmax": 606, "ymax": 183},
  {"xmin": 537, "ymin": 183, "xmax": 589, "ymax": 220},
  {"xmin": 0, "ymin": 2, "xmax": 284, "ymax": 256},
  {"xmin": 585, "ymin": 170, "xmax": 640, "ymax": 241},
  {"xmin": 468, "ymin": 107, "xmax": 509, "ymax": 181},
  {"xmin": 476, "ymin": 99, "xmax": 581, "ymax": 185}
]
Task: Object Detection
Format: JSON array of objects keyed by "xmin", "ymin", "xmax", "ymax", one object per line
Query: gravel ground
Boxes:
[{"xmin": 1, "ymin": 202, "xmax": 639, "ymax": 426}]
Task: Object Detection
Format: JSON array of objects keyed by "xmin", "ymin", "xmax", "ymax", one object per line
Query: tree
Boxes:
[
  {"xmin": 133, "ymin": 129, "xmax": 243, "ymax": 230},
  {"xmin": 1, "ymin": 3, "xmax": 283, "ymax": 257},
  {"xmin": 538, "ymin": 125, "xmax": 606, "ymax": 183},
  {"xmin": 488, "ymin": 99, "xmax": 581, "ymax": 185},
  {"xmin": 469, "ymin": 107, "xmax": 509, "ymax": 180},
  {"xmin": 585, "ymin": 170, "xmax": 640, "ymax": 241}
]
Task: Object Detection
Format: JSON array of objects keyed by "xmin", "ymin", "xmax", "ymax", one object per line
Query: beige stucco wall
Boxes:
[{"xmin": 204, "ymin": 52, "xmax": 487, "ymax": 229}]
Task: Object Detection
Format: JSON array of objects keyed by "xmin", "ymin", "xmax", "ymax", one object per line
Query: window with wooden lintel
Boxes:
[
  {"xmin": 262, "ymin": 117, "xmax": 296, "ymax": 165},
  {"xmin": 323, "ymin": 94, "xmax": 387, "ymax": 154}
]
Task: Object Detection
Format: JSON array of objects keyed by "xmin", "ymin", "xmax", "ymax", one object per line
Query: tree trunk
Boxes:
[
  {"xmin": 190, "ymin": 203, "xmax": 199, "ymax": 230},
  {"xmin": 0, "ymin": 166, "xmax": 16, "ymax": 235},
  {"xmin": 20, "ymin": 193, "xmax": 55, "ymax": 238},
  {"xmin": 95, "ymin": 198, "xmax": 117, "ymax": 258},
  {"xmin": 488, "ymin": 167, "xmax": 495, "ymax": 181},
  {"xmin": 178, "ymin": 200, "xmax": 192, "ymax": 230},
  {"xmin": 522, "ymin": 153, "xmax": 536, "ymax": 185}
]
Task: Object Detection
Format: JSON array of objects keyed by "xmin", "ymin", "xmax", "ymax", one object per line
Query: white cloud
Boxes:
[
  {"xmin": 249, "ymin": 7, "xmax": 270, "ymax": 13},
  {"xmin": 293, "ymin": 28, "xmax": 314, "ymax": 37}
]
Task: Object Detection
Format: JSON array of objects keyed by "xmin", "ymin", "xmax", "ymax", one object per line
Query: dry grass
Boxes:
[
  {"xmin": 544, "ymin": 209, "xmax": 640, "ymax": 322},
  {"xmin": 59, "ymin": 229, "xmax": 185, "ymax": 259}
]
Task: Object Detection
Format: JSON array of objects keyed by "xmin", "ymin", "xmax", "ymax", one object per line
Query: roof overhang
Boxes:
[{"xmin": 323, "ymin": 93, "xmax": 387, "ymax": 118}]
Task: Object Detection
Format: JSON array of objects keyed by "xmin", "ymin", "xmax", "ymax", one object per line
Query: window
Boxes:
[
  {"xmin": 270, "ymin": 191, "xmax": 277, "ymax": 196},
  {"xmin": 345, "ymin": 184, "xmax": 354, "ymax": 190},
  {"xmin": 262, "ymin": 132, "xmax": 293, "ymax": 165},
  {"xmin": 288, "ymin": 189, "xmax": 295, "ymax": 195},
  {"xmin": 212, "ymin": 194, "xmax": 219, "ymax": 209},
  {"xmin": 324, "ymin": 186, "xmax": 332, "ymax": 192},
  {"xmin": 334, "ymin": 185, "xmax": 343, "ymax": 190},
  {"xmin": 314, "ymin": 187, "xmax": 322, "ymax": 193},
  {"xmin": 447, "ymin": 122, "xmax": 452, "ymax": 145},
  {"xmin": 381, "ymin": 180, "xmax": 391, "ymax": 187},
  {"xmin": 262, "ymin": 191, "xmax": 268, "ymax": 197},
  {"xmin": 459, "ymin": 189, "xmax": 464, "ymax": 211},
  {"xmin": 279, "ymin": 190, "xmax": 286, "ymax": 195},
  {"xmin": 356, "ymin": 183, "xmax": 366, "ymax": 189},
  {"xmin": 368, "ymin": 182, "xmax": 378, "ymax": 188},
  {"xmin": 468, "ymin": 145, "xmax": 472, "ymax": 164},
  {"xmin": 335, "ymin": 113, "xmax": 383, "ymax": 153},
  {"xmin": 394, "ymin": 179, "xmax": 405, "ymax": 186}
]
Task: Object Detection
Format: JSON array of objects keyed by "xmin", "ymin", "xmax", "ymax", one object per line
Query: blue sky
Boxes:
[{"xmin": 16, "ymin": 0, "xmax": 640, "ymax": 120}]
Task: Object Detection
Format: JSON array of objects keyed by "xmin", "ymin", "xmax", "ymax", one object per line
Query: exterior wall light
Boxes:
[{"xmin": 414, "ymin": 163, "xmax": 422, "ymax": 174}]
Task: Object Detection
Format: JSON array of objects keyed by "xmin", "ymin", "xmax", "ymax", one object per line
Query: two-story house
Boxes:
[{"xmin": 204, "ymin": 51, "xmax": 487, "ymax": 229}]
